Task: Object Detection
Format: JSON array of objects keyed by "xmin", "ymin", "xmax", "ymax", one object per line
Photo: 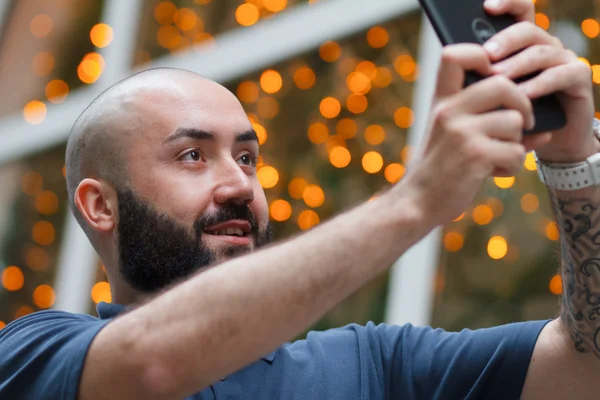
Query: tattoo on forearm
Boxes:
[{"xmin": 554, "ymin": 195, "xmax": 600, "ymax": 356}]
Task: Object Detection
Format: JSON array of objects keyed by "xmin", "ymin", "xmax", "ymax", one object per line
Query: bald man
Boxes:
[{"xmin": 2, "ymin": 1, "xmax": 600, "ymax": 399}]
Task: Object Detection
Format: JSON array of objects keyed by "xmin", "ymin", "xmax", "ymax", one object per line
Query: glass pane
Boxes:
[
  {"xmin": 431, "ymin": 1, "xmax": 600, "ymax": 330},
  {"xmin": 0, "ymin": 0, "xmax": 104, "ymax": 119},
  {"xmin": 0, "ymin": 145, "xmax": 67, "ymax": 328},
  {"xmin": 135, "ymin": 0, "xmax": 326, "ymax": 65}
]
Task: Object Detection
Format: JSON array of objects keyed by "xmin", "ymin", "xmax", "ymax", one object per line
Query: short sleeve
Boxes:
[
  {"xmin": 0, "ymin": 310, "xmax": 111, "ymax": 400},
  {"xmin": 368, "ymin": 320, "xmax": 550, "ymax": 399}
]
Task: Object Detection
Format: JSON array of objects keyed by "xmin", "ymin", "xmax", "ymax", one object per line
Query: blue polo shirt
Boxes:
[{"xmin": 0, "ymin": 302, "xmax": 548, "ymax": 399}]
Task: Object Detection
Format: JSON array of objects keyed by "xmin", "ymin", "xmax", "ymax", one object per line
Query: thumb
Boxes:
[{"xmin": 436, "ymin": 44, "xmax": 493, "ymax": 98}]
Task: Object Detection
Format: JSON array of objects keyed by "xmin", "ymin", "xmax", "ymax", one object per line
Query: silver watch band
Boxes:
[{"xmin": 534, "ymin": 118, "xmax": 600, "ymax": 191}]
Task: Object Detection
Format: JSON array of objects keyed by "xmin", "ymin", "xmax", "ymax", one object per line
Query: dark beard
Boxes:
[{"xmin": 116, "ymin": 188, "xmax": 273, "ymax": 293}]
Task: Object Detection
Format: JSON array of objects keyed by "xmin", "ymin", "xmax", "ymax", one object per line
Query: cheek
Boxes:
[{"xmin": 251, "ymin": 181, "xmax": 270, "ymax": 227}]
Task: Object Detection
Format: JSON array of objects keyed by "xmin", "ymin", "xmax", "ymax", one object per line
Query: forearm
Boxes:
[
  {"xmin": 82, "ymin": 186, "xmax": 434, "ymax": 399},
  {"xmin": 551, "ymin": 182, "xmax": 600, "ymax": 358}
]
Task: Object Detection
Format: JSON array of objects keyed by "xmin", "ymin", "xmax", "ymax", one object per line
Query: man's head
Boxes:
[{"xmin": 66, "ymin": 68, "xmax": 272, "ymax": 301}]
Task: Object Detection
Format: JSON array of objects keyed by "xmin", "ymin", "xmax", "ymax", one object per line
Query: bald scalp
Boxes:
[{"xmin": 65, "ymin": 67, "xmax": 206, "ymax": 234}]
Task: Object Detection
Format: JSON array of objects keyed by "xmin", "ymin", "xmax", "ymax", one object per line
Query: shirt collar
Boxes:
[{"xmin": 96, "ymin": 302, "xmax": 276, "ymax": 364}]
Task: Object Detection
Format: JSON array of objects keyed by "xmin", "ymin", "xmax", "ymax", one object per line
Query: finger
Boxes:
[
  {"xmin": 484, "ymin": 140, "xmax": 527, "ymax": 176},
  {"xmin": 446, "ymin": 75, "xmax": 535, "ymax": 129},
  {"xmin": 521, "ymin": 132, "xmax": 552, "ymax": 152},
  {"xmin": 519, "ymin": 61, "xmax": 593, "ymax": 99},
  {"xmin": 463, "ymin": 110, "xmax": 525, "ymax": 142},
  {"xmin": 483, "ymin": 0, "xmax": 535, "ymax": 24},
  {"xmin": 491, "ymin": 45, "xmax": 576, "ymax": 80},
  {"xmin": 483, "ymin": 22, "xmax": 561, "ymax": 62},
  {"xmin": 436, "ymin": 44, "xmax": 492, "ymax": 98}
]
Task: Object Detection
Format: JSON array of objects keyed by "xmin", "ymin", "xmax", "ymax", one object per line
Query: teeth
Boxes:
[{"xmin": 209, "ymin": 228, "xmax": 244, "ymax": 237}]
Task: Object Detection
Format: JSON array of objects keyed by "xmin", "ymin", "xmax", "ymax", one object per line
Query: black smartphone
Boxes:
[{"xmin": 418, "ymin": 0, "xmax": 567, "ymax": 134}]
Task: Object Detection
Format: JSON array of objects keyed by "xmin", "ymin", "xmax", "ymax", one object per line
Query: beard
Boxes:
[{"xmin": 115, "ymin": 188, "xmax": 273, "ymax": 293}]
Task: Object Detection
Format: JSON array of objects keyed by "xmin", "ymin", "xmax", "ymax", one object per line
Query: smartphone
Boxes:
[{"xmin": 418, "ymin": 0, "xmax": 567, "ymax": 134}]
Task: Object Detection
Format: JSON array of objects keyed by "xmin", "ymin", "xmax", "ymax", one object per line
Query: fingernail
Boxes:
[
  {"xmin": 529, "ymin": 116, "xmax": 536, "ymax": 131},
  {"xmin": 484, "ymin": 41, "xmax": 501, "ymax": 55},
  {"xmin": 484, "ymin": 0, "xmax": 502, "ymax": 8}
]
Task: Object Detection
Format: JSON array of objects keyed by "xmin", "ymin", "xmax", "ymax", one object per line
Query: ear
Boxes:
[{"xmin": 74, "ymin": 178, "xmax": 117, "ymax": 233}]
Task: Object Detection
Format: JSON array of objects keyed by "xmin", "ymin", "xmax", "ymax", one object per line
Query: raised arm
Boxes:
[{"xmin": 78, "ymin": 44, "xmax": 540, "ymax": 400}]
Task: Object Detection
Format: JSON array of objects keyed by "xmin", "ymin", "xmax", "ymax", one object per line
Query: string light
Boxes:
[
  {"xmin": 293, "ymin": 67, "xmax": 316, "ymax": 89},
  {"xmin": 329, "ymin": 147, "xmax": 351, "ymax": 168},
  {"xmin": 494, "ymin": 176, "xmax": 515, "ymax": 189},
  {"xmin": 270, "ymin": 200, "xmax": 292, "ymax": 221},
  {"xmin": 288, "ymin": 178, "xmax": 308, "ymax": 200},
  {"xmin": 384, "ymin": 163, "xmax": 405, "ymax": 183},
  {"xmin": 336, "ymin": 118, "xmax": 357, "ymax": 138},
  {"xmin": 444, "ymin": 232, "xmax": 464, "ymax": 252},
  {"xmin": 308, "ymin": 122, "xmax": 329, "ymax": 144},
  {"xmin": 364, "ymin": 125, "xmax": 385, "ymax": 145},
  {"xmin": 319, "ymin": 41, "xmax": 341, "ymax": 62},
  {"xmin": 236, "ymin": 3, "xmax": 260, "ymax": 26},
  {"xmin": 257, "ymin": 166, "xmax": 279, "ymax": 188},
  {"xmin": 260, "ymin": 69, "xmax": 283, "ymax": 94},
  {"xmin": 91, "ymin": 282, "xmax": 112, "ymax": 304},
  {"xmin": 394, "ymin": 107, "xmax": 414, "ymax": 129},
  {"xmin": 33, "ymin": 285, "xmax": 55, "ymax": 309},
  {"xmin": 30, "ymin": 14, "xmax": 53, "ymax": 38},
  {"xmin": 90, "ymin": 23, "xmax": 114, "ymax": 48},
  {"xmin": 362, "ymin": 151, "xmax": 384, "ymax": 174},
  {"xmin": 298, "ymin": 210, "xmax": 320, "ymax": 230},
  {"xmin": 366, "ymin": 26, "xmax": 389, "ymax": 48},
  {"xmin": 23, "ymin": 101, "xmax": 47, "ymax": 125},
  {"xmin": 320, "ymin": 97, "xmax": 341, "ymax": 119},
  {"xmin": 303, "ymin": 185, "xmax": 325, "ymax": 208},
  {"xmin": 2, "ymin": 266, "xmax": 24, "ymax": 292},
  {"xmin": 487, "ymin": 236, "xmax": 508, "ymax": 260},
  {"xmin": 549, "ymin": 275, "xmax": 562, "ymax": 295}
]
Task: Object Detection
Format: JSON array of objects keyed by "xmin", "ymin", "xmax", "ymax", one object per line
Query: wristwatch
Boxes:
[{"xmin": 535, "ymin": 118, "xmax": 600, "ymax": 191}]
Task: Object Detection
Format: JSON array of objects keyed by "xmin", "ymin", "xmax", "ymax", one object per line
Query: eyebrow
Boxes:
[{"xmin": 163, "ymin": 128, "xmax": 258, "ymax": 144}]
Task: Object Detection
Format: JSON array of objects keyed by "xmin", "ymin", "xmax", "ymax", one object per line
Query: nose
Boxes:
[{"xmin": 213, "ymin": 158, "xmax": 255, "ymax": 206}]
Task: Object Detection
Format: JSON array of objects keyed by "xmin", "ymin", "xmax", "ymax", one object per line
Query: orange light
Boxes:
[
  {"xmin": 549, "ymin": 274, "xmax": 562, "ymax": 295},
  {"xmin": 578, "ymin": 57, "xmax": 591, "ymax": 68},
  {"xmin": 582, "ymin": 19, "xmax": 600, "ymax": 38},
  {"xmin": 156, "ymin": 25, "xmax": 181, "ymax": 49},
  {"xmin": 319, "ymin": 41, "xmax": 341, "ymax": 62},
  {"xmin": 384, "ymin": 163, "xmax": 405, "ymax": 183},
  {"xmin": 346, "ymin": 94, "xmax": 368, "ymax": 114},
  {"xmin": 325, "ymin": 135, "xmax": 346, "ymax": 154},
  {"xmin": 45, "ymin": 80, "xmax": 69, "ymax": 104},
  {"xmin": 30, "ymin": 14, "xmax": 53, "ymax": 38},
  {"xmin": 444, "ymin": 232, "xmax": 464, "ymax": 252},
  {"xmin": 236, "ymin": 3, "xmax": 260, "ymax": 26},
  {"xmin": 336, "ymin": 118, "xmax": 357, "ymax": 139},
  {"xmin": 453, "ymin": 211, "xmax": 466, "ymax": 222},
  {"xmin": 26, "ymin": 247, "xmax": 49, "ymax": 271},
  {"xmin": 91, "ymin": 281, "xmax": 112, "ymax": 304},
  {"xmin": 320, "ymin": 97, "xmax": 341, "ymax": 119},
  {"xmin": 237, "ymin": 81, "xmax": 259, "ymax": 103},
  {"xmin": 546, "ymin": 221, "xmax": 559, "ymax": 241},
  {"xmin": 260, "ymin": 69, "xmax": 283, "ymax": 94},
  {"xmin": 288, "ymin": 178, "xmax": 308, "ymax": 200},
  {"xmin": 264, "ymin": 0, "xmax": 288, "ymax": 12},
  {"xmin": 401, "ymin": 146, "xmax": 412, "ymax": 165},
  {"xmin": 521, "ymin": 193, "xmax": 539, "ymax": 213},
  {"xmin": 394, "ymin": 107, "xmax": 414, "ymax": 129},
  {"xmin": 366, "ymin": 26, "xmax": 389, "ymax": 49},
  {"xmin": 32, "ymin": 221, "xmax": 55, "ymax": 246},
  {"xmin": 524, "ymin": 152, "xmax": 537, "ymax": 171},
  {"xmin": 364, "ymin": 125, "xmax": 385, "ymax": 145},
  {"xmin": 592, "ymin": 66, "xmax": 600, "ymax": 84},
  {"xmin": 473, "ymin": 205, "xmax": 494, "ymax": 225},
  {"xmin": 535, "ymin": 13, "xmax": 550, "ymax": 30},
  {"xmin": 303, "ymin": 185, "xmax": 325, "ymax": 208},
  {"xmin": 77, "ymin": 53, "xmax": 105, "ymax": 84},
  {"xmin": 494, "ymin": 176, "xmax": 515, "ymax": 189},
  {"xmin": 154, "ymin": 2, "xmax": 178, "ymax": 25},
  {"xmin": 486, "ymin": 198, "xmax": 504, "ymax": 217},
  {"xmin": 270, "ymin": 200, "xmax": 292, "ymax": 221},
  {"xmin": 36, "ymin": 191, "xmax": 59, "ymax": 215},
  {"xmin": 329, "ymin": 147, "xmax": 351, "ymax": 168},
  {"xmin": 394, "ymin": 54, "xmax": 418, "ymax": 81},
  {"xmin": 174, "ymin": 8, "xmax": 198, "ymax": 31},
  {"xmin": 346, "ymin": 72, "xmax": 371, "ymax": 94},
  {"xmin": 21, "ymin": 172, "xmax": 43, "ymax": 196},
  {"xmin": 2, "ymin": 266, "xmax": 24, "ymax": 291},
  {"xmin": 257, "ymin": 166, "xmax": 279, "ymax": 188},
  {"xmin": 355, "ymin": 61, "xmax": 377, "ymax": 79},
  {"xmin": 308, "ymin": 122, "xmax": 329, "ymax": 144},
  {"xmin": 33, "ymin": 285, "xmax": 55, "ymax": 309},
  {"xmin": 257, "ymin": 97, "xmax": 279, "ymax": 119},
  {"xmin": 298, "ymin": 210, "xmax": 320, "ymax": 230},
  {"xmin": 32, "ymin": 52, "xmax": 55, "ymax": 76},
  {"xmin": 15, "ymin": 306, "xmax": 34, "ymax": 319},
  {"xmin": 373, "ymin": 67, "xmax": 393, "ymax": 88},
  {"xmin": 23, "ymin": 101, "xmax": 47, "ymax": 125},
  {"xmin": 0, "ymin": 321, "xmax": 5, "ymax": 330},
  {"xmin": 362, "ymin": 151, "xmax": 384, "ymax": 174},
  {"xmin": 90, "ymin": 23, "xmax": 114, "ymax": 48},
  {"xmin": 487, "ymin": 236, "xmax": 508, "ymax": 260},
  {"xmin": 252, "ymin": 123, "xmax": 267, "ymax": 145},
  {"xmin": 293, "ymin": 67, "xmax": 316, "ymax": 89}
]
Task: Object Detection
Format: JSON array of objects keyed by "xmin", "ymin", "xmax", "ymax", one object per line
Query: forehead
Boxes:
[{"xmin": 128, "ymin": 76, "xmax": 251, "ymax": 145}]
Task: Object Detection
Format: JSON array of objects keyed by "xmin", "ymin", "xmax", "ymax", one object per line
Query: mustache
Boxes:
[{"xmin": 194, "ymin": 203, "xmax": 259, "ymax": 234}]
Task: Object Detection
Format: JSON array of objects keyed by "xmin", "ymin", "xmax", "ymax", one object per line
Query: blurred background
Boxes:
[{"xmin": 0, "ymin": 0, "xmax": 598, "ymax": 335}]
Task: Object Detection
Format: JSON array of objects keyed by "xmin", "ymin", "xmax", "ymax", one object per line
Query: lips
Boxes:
[{"xmin": 203, "ymin": 220, "xmax": 252, "ymax": 244}]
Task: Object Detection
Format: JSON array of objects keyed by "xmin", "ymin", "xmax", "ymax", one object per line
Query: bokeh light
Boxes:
[
  {"xmin": 367, "ymin": 26, "xmax": 389, "ymax": 48},
  {"xmin": 394, "ymin": 107, "xmax": 414, "ymax": 129},
  {"xmin": 237, "ymin": 81, "xmax": 259, "ymax": 103},
  {"xmin": 260, "ymin": 70, "xmax": 283, "ymax": 94},
  {"xmin": 257, "ymin": 166, "xmax": 279, "ymax": 188},
  {"xmin": 320, "ymin": 97, "xmax": 341, "ymax": 119},
  {"xmin": 520, "ymin": 193, "xmax": 539, "ymax": 214},
  {"xmin": 303, "ymin": 185, "xmax": 325, "ymax": 208},
  {"xmin": 30, "ymin": 14, "xmax": 53, "ymax": 38},
  {"xmin": 293, "ymin": 67, "xmax": 316, "ymax": 89},
  {"xmin": 45, "ymin": 80, "xmax": 69, "ymax": 104},
  {"xmin": 384, "ymin": 163, "xmax": 405, "ymax": 183},
  {"xmin": 444, "ymin": 232, "xmax": 464, "ymax": 252},
  {"xmin": 154, "ymin": 2, "xmax": 178, "ymax": 25},
  {"xmin": 546, "ymin": 221, "xmax": 559, "ymax": 241},
  {"xmin": 364, "ymin": 125, "xmax": 385, "ymax": 145},
  {"xmin": 32, "ymin": 221, "xmax": 55, "ymax": 246},
  {"xmin": 336, "ymin": 118, "xmax": 357, "ymax": 138},
  {"xmin": 288, "ymin": 178, "xmax": 308, "ymax": 200},
  {"xmin": 319, "ymin": 41, "xmax": 341, "ymax": 62},
  {"xmin": 494, "ymin": 176, "xmax": 515, "ymax": 189},
  {"xmin": 298, "ymin": 210, "xmax": 320, "ymax": 230},
  {"xmin": 2, "ymin": 266, "xmax": 24, "ymax": 292},
  {"xmin": 472, "ymin": 205, "xmax": 494, "ymax": 225},
  {"xmin": 535, "ymin": 13, "xmax": 550, "ymax": 30},
  {"xmin": 487, "ymin": 236, "xmax": 508, "ymax": 260},
  {"xmin": 270, "ymin": 200, "xmax": 292, "ymax": 221},
  {"xmin": 549, "ymin": 275, "xmax": 562, "ymax": 295},
  {"xmin": 36, "ymin": 191, "xmax": 59, "ymax": 215},
  {"xmin": 329, "ymin": 147, "xmax": 351, "ymax": 168},
  {"xmin": 236, "ymin": 3, "xmax": 260, "ymax": 26},
  {"xmin": 362, "ymin": 151, "xmax": 384, "ymax": 174},
  {"xmin": 33, "ymin": 285, "xmax": 55, "ymax": 309},
  {"xmin": 91, "ymin": 282, "xmax": 112, "ymax": 304},
  {"xmin": 582, "ymin": 19, "xmax": 600, "ymax": 38},
  {"xmin": 90, "ymin": 23, "xmax": 114, "ymax": 48},
  {"xmin": 32, "ymin": 52, "xmax": 55, "ymax": 76},
  {"xmin": 23, "ymin": 101, "xmax": 47, "ymax": 125},
  {"xmin": 308, "ymin": 122, "xmax": 329, "ymax": 144}
]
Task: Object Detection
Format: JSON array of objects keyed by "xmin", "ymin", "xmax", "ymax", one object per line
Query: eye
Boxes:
[
  {"xmin": 238, "ymin": 153, "xmax": 257, "ymax": 166},
  {"xmin": 180, "ymin": 149, "xmax": 202, "ymax": 162}
]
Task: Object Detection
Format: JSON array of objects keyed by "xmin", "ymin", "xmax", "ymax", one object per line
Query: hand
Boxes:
[
  {"xmin": 401, "ymin": 44, "xmax": 551, "ymax": 224},
  {"xmin": 484, "ymin": 0, "xmax": 598, "ymax": 163}
]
